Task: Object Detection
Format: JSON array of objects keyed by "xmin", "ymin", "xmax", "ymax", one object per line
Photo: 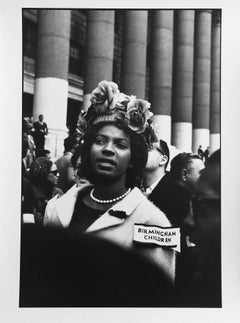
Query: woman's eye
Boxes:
[
  {"xmin": 94, "ymin": 137, "xmax": 105, "ymax": 145},
  {"xmin": 117, "ymin": 142, "xmax": 129, "ymax": 149}
]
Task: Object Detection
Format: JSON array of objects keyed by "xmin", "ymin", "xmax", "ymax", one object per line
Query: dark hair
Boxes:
[
  {"xmin": 22, "ymin": 134, "xmax": 29, "ymax": 158},
  {"xmin": 64, "ymin": 136, "xmax": 75, "ymax": 152},
  {"xmin": 79, "ymin": 123, "xmax": 148, "ymax": 188},
  {"xmin": 29, "ymin": 157, "xmax": 54, "ymax": 198},
  {"xmin": 35, "ymin": 149, "xmax": 50, "ymax": 158},
  {"xmin": 71, "ymin": 144, "xmax": 83, "ymax": 169},
  {"xmin": 208, "ymin": 149, "xmax": 220, "ymax": 165},
  {"xmin": 202, "ymin": 149, "xmax": 220, "ymax": 196},
  {"xmin": 170, "ymin": 152, "xmax": 202, "ymax": 181}
]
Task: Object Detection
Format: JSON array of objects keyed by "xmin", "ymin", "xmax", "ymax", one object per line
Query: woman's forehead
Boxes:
[{"xmin": 96, "ymin": 124, "xmax": 130, "ymax": 140}]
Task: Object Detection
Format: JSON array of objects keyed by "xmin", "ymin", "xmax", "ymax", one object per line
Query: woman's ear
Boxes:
[
  {"xmin": 181, "ymin": 168, "xmax": 188, "ymax": 181},
  {"xmin": 128, "ymin": 163, "xmax": 133, "ymax": 169}
]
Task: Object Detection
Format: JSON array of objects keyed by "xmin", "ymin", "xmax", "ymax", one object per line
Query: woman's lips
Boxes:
[{"xmin": 96, "ymin": 158, "xmax": 116, "ymax": 166}]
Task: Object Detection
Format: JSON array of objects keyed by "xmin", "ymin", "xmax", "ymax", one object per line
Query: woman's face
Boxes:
[
  {"xmin": 90, "ymin": 124, "xmax": 131, "ymax": 181},
  {"xmin": 47, "ymin": 163, "xmax": 59, "ymax": 185}
]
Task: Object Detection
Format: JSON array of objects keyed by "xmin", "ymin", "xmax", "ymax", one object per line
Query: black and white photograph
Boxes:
[{"xmin": 1, "ymin": 1, "xmax": 240, "ymax": 323}]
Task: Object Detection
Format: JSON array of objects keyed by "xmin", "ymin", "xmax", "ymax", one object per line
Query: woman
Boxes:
[
  {"xmin": 44, "ymin": 81, "xmax": 176, "ymax": 282},
  {"xmin": 29, "ymin": 157, "xmax": 63, "ymax": 225}
]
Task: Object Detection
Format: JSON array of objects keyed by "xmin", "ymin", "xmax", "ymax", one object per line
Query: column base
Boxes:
[
  {"xmin": 210, "ymin": 133, "xmax": 220, "ymax": 154},
  {"xmin": 45, "ymin": 128, "xmax": 69, "ymax": 161},
  {"xmin": 172, "ymin": 122, "xmax": 192, "ymax": 152},
  {"xmin": 152, "ymin": 115, "xmax": 171, "ymax": 144},
  {"xmin": 192, "ymin": 128, "xmax": 210, "ymax": 153}
]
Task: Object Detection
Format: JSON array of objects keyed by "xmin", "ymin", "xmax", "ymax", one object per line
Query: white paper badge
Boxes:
[
  {"xmin": 133, "ymin": 224, "xmax": 181, "ymax": 253},
  {"xmin": 22, "ymin": 213, "xmax": 35, "ymax": 224}
]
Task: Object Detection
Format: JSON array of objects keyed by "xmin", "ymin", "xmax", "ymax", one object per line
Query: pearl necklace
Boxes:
[{"xmin": 90, "ymin": 188, "xmax": 131, "ymax": 204}]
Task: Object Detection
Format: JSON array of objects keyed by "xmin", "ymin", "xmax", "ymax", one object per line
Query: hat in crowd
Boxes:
[
  {"xmin": 77, "ymin": 80, "xmax": 153, "ymax": 135},
  {"xmin": 158, "ymin": 139, "xmax": 170, "ymax": 160}
]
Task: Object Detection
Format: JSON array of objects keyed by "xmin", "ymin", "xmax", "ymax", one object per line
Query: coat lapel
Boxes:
[{"xmin": 55, "ymin": 183, "xmax": 93, "ymax": 227}]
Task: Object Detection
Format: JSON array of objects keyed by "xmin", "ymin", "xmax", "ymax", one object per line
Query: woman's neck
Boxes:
[
  {"xmin": 82, "ymin": 175, "xmax": 129, "ymax": 212},
  {"xmin": 93, "ymin": 176, "xmax": 128, "ymax": 200}
]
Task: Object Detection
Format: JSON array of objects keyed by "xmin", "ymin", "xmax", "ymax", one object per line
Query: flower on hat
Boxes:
[
  {"xmin": 76, "ymin": 112, "xmax": 88, "ymax": 134},
  {"xmin": 126, "ymin": 97, "xmax": 153, "ymax": 134},
  {"xmin": 90, "ymin": 80, "xmax": 120, "ymax": 114},
  {"xmin": 78, "ymin": 80, "xmax": 153, "ymax": 135}
]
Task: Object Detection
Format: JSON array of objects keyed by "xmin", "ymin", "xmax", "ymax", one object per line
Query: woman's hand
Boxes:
[{"xmin": 76, "ymin": 177, "xmax": 91, "ymax": 188}]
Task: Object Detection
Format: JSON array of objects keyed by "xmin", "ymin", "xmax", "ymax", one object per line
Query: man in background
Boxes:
[
  {"xmin": 143, "ymin": 139, "xmax": 172, "ymax": 212},
  {"xmin": 178, "ymin": 149, "xmax": 221, "ymax": 307},
  {"xmin": 32, "ymin": 114, "xmax": 48, "ymax": 151},
  {"xmin": 55, "ymin": 136, "xmax": 75, "ymax": 193}
]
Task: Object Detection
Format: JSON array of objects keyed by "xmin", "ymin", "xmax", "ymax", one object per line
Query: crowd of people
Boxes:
[{"xmin": 20, "ymin": 81, "xmax": 221, "ymax": 307}]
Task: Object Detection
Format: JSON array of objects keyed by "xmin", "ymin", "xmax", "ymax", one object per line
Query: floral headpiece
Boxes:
[{"xmin": 77, "ymin": 80, "xmax": 153, "ymax": 134}]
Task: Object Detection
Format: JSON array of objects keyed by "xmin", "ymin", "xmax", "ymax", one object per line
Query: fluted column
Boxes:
[
  {"xmin": 83, "ymin": 10, "xmax": 115, "ymax": 110},
  {"xmin": 210, "ymin": 10, "xmax": 221, "ymax": 154},
  {"xmin": 33, "ymin": 10, "xmax": 71, "ymax": 157},
  {"xmin": 150, "ymin": 10, "xmax": 174, "ymax": 144},
  {"xmin": 172, "ymin": 10, "xmax": 195, "ymax": 152},
  {"xmin": 121, "ymin": 10, "xmax": 148, "ymax": 98},
  {"xmin": 192, "ymin": 10, "xmax": 212, "ymax": 153}
]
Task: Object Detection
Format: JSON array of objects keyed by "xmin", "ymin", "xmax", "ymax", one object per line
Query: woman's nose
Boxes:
[{"xmin": 102, "ymin": 142, "xmax": 115, "ymax": 155}]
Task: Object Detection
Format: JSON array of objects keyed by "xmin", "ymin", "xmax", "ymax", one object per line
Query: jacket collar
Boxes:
[{"xmin": 54, "ymin": 183, "xmax": 92, "ymax": 227}]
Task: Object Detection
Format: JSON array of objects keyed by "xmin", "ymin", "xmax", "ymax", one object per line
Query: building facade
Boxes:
[{"xmin": 23, "ymin": 9, "xmax": 221, "ymax": 157}]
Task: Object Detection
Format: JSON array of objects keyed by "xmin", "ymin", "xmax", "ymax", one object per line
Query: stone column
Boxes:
[
  {"xmin": 192, "ymin": 10, "xmax": 212, "ymax": 153},
  {"xmin": 210, "ymin": 10, "xmax": 221, "ymax": 154},
  {"xmin": 121, "ymin": 10, "xmax": 148, "ymax": 98},
  {"xmin": 83, "ymin": 10, "xmax": 115, "ymax": 110},
  {"xmin": 149, "ymin": 10, "xmax": 174, "ymax": 144},
  {"xmin": 172, "ymin": 10, "xmax": 195, "ymax": 152},
  {"xmin": 33, "ymin": 10, "xmax": 71, "ymax": 158}
]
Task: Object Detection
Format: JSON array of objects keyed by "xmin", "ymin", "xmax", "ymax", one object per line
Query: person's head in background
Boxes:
[
  {"xmin": 64, "ymin": 136, "xmax": 75, "ymax": 154},
  {"xmin": 35, "ymin": 149, "xmax": 51, "ymax": 159},
  {"xmin": 71, "ymin": 143, "xmax": 84, "ymax": 184},
  {"xmin": 170, "ymin": 152, "xmax": 205, "ymax": 192},
  {"xmin": 29, "ymin": 157, "xmax": 59, "ymax": 194},
  {"xmin": 38, "ymin": 114, "xmax": 44, "ymax": 122},
  {"xmin": 144, "ymin": 133, "xmax": 170, "ymax": 187},
  {"xmin": 22, "ymin": 135, "xmax": 30, "ymax": 174},
  {"xmin": 145, "ymin": 139, "xmax": 170, "ymax": 172},
  {"xmin": 189, "ymin": 149, "xmax": 220, "ymax": 256}
]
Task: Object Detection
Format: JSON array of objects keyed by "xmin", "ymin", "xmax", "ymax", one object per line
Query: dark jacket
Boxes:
[{"xmin": 148, "ymin": 172, "xmax": 191, "ymax": 228}]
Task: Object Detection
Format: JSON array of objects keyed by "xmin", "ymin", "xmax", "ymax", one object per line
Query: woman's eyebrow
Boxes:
[
  {"xmin": 95, "ymin": 134, "xmax": 107, "ymax": 139},
  {"xmin": 115, "ymin": 138, "xmax": 130, "ymax": 143},
  {"xmin": 96, "ymin": 134, "xmax": 129, "ymax": 142}
]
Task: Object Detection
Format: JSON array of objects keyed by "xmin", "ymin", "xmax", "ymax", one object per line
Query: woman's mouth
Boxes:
[{"xmin": 96, "ymin": 158, "xmax": 116, "ymax": 166}]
